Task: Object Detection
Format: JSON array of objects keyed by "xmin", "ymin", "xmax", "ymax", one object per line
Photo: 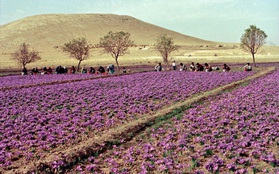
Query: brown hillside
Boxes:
[
  {"xmin": 0, "ymin": 13, "xmax": 214, "ymax": 52},
  {"xmin": 0, "ymin": 14, "xmax": 278, "ymax": 70}
]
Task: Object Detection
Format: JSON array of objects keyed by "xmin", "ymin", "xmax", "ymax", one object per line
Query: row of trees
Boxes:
[
  {"xmin": 12, "ymin": 25, "xmax": 267, "ymax": 73},
  {"xmin": 12, "ymin": 31, "xmax": 135, "ymax": 74}
]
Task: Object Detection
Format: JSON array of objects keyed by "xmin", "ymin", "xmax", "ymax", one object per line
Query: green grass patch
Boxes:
[
  {"xmin": 151, "ymin": 105, "xmax": 191, "ymax": 130},
  {"xmin": 241, "ymin": 81, "xmax": 250, "ymax": 87},
  {"xmin": 204, "ymin": 149, "xmax": 214, "ymax": 158},
  {"xmin": 106, "ymin": 139, "xmax": 121, "ymax": 148},
  {"xmin": 190, "ymin": 157, "xmax": 200, "ymax": 170},
  {"xmin": 10, "ymin": 114, "xmax": 20, "ymax": 119}
]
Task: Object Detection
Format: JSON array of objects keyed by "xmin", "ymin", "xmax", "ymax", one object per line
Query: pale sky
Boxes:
[{"xmin": 1, "ymin": 0, "xmax": 279, "ymax": 45}]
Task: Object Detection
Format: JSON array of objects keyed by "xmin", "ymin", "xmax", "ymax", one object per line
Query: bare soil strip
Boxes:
[{"xmin": 5, "ymin": 67, "xmax": 276, "ymax": 174}]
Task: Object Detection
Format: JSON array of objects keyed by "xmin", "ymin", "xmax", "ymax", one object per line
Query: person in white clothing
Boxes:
[
  {"xmin": 172, "ymin": 60, "xmax": 176, "ymax": 70},
  {"xmin": 179, "ymin": 63, "xmax": 187, "ymax": 71},
  {"xmin": 189, "ymin": 62, "xmax": 196, "ymax": 71}
]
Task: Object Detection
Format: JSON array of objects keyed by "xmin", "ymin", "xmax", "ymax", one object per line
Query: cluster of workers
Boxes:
[
  {"xmin": 21, "ymin": 62, "xmax": 252, "ymax": 75},
  {"xmin": 21, "ymin": 64, "xmax": 127, "ymax": 75},
  {"xmin": 155, "ymin": 61, "xmax": 252, "ymax": 72}
]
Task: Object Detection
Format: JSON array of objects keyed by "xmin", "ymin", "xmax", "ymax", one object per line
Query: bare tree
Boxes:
[
  {"xmin": 155, "ymin": 34, "xmax": 179, "ymax": 68},
  {"xmin": 61, "ymin": 38, "xmax": 92, "ymax": 72},
  {"xmin": 99, "ymin": 31, "xmax": 134, "ymax": 74},
  {"xmin": 240, "ymin": 25, "xmax": 267, "ymax": 67},
  {"xmin": 12, "ymin": 43, "xmax": 41, "ymax": 69}
]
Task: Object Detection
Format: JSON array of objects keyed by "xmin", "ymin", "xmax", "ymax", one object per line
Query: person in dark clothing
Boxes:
[
  {"xmin": 70, "ymin": 66, "xmax": 76, "ymax": 74},
  {"xmin": 98, "ymin": 66, "xmax": 105, "ymax": 74},
  {"xmin": 223, "ymin": 64, "xmax": 231, "ymax": 72},
  {"xmin": 244, "ymin": 63, "xmax": 252, "ymax": 71},
  {"xmin": 47, "ymin": 67, "xmax": 52, "ymax": 74},
  {"xmin": 89, "ymin": 67, "xmax": 95, "ymax": 74},
  {"xmin": 107, "ymin": 64, "xmax": 115, "ymax": 74},
  {"xmin": 63, "ymin": 66, "xmax": 68, "ymax": 74},
  {"xmin": 22, "ymin": 67, "xmax": 28, "ymax": 75},
  {"xmin": 56, "ymin": 66, "xmax": 62, "ymax": 74},
  {"xmin": 31, "ymin": 67, "xmax": 39, "ymax": 75},
  {"xmin": 196, "ymin": 63, "xmax": 204, "ymax": 71},
  {"xmin": 204, "ymin": 63, "xmax": 212, "ymax": 72},
  {"xmin": 154, "ymin": 63, "xmax": 163, "ymax": 71},
  {"xmin": 81, "ymin": 67, "xmax": 87, "ymax": 74},
  {"xmin": 42, "ymin": 67, "xmax": 47, "ymax": 74},
  {"xmin": 122, "ymin": 67, "xmax": 127, "ymax": 74}
]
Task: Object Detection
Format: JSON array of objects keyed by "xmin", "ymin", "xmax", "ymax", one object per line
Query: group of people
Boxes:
[
  {"xmin": 21, "ymin": 61, "xmax": 252, "ymax": 75},
  {"xmin": 21, "ymin": 64, "xmax": 128, "ymax": 75},
  {"xmin": 155, "ymin": 61, "xmax": 219, "ymax": 72},
  {"xmin": 55, "ymin": 66, "xmax": 70, "ymax": 74},
  {"xmin": 155, "ymin": 60, "xmax": 253, "ymax": 72},
  {"xmin": 22, "ymin": 67, "xmax": 53, "ymax": 75},
  {"xmin": 81, "ymin": 65, "xmax": 127, "ymax": 74},
  {"xmin": 69, "ymin": 64, "xmax": 119, "ymax": 75}
]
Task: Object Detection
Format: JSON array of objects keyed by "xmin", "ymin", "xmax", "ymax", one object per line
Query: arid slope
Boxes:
[
  {"xmin": 0, "ymin": 14, "xmax": 278, "ymax": 70},
  {"xmin": 0, "ymin": 14, "xmax": 214, "ymax": 52}
]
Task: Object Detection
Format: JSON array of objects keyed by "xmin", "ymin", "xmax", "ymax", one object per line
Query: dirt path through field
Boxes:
[{"xmin": 7, "ymin": 67, "xmax": 276, "ymax": 174}]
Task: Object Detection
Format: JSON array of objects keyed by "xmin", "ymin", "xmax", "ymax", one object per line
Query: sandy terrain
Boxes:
[{"xmin": 0, "ymin": 45, "xmax": 278, "ymax": 71}]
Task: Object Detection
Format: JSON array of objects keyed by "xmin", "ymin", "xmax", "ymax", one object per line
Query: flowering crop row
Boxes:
[
  {"xmin": 0, "ymin": 71, "xmax": 254, "ymax": 169},
  {"xmin": 0, "ymin": 74, "xmax": 100, "ymax": 90},
  {"xmin": 71, "ymin": 70, "xmax": 279, "ymax": 173}
]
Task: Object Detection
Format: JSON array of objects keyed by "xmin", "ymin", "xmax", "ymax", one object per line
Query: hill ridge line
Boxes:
[{"xmin": 0, "ymin": 13, "xmax": 215, "ymax": 52}]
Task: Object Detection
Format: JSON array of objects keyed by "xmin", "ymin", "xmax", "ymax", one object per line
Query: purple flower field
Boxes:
[
  {"xmin": 70, "ymin": 69, "xmax": 279, "ymax": 173},
  {"xmin": 0, "ymin": 74, "xmax": 101, "ymax": 90},
  {"xmin": 0, "ymin": 71, "xmax": 254, "ymax": 169}
]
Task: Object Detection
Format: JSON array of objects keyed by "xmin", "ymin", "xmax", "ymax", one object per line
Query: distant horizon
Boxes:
[{"xmin": 1, "ymin": 0, "xmax": 278, "ymax": 45}]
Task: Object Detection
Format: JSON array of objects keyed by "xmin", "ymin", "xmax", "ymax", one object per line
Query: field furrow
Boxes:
[
  {"xmin": 67, "ymin": 68, "xmax": 279, "ymax": 174},
  {"xmin": 0, "ymin": 70, "xmax": 257, "ymax": 172}
]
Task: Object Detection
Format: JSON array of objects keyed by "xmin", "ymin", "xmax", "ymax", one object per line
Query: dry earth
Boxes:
[
  {"xmin": 0, "ymin": 46, "xmax": 278, "ymax": 72},
  {"xmin": 1, "ymin": 14, "xmax": 278, "ymax": 71}
]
